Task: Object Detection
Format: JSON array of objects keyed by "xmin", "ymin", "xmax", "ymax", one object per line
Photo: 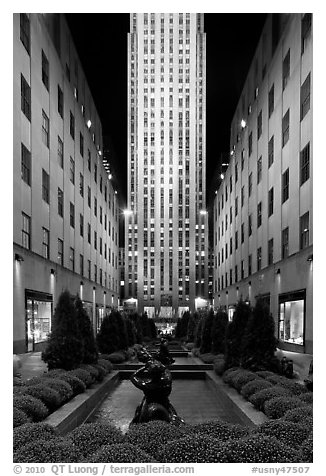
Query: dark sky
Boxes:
[{"xmin": 66, "ymin": 13, "xmax": 267, "ymax": 210}]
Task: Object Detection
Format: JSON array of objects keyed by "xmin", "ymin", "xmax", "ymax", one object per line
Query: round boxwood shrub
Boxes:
[
  {"xmin": 190, "ymin": 420, "xmax": 250, "ymax": 442},
  {"xmin": 24, "ymin": 376, "xmax": 44, "ymax": 387},
  {"xmin": 67, "ymin": 368, "xmax": 93, "ymax": 388},
  {"xmin": 24, "ymin": 384, "xmax": 62, "ymax": 412},
  {"xmin": 49, "ymin": 373, "xmax": 86, "ymax": 396},
  {"xmin": 213, "ymin": 358, "xmax": 226, "ymax": 376},
  {"xmin": 13, "ymin": 395, "xmax": 49, "ymax": 422},
  {"xmin": 265, "ymin": 375, "xmax": 308, "ymax": 396},
  {"xmin": 221, "ymin": 434, "xmax": 300, "ymax": 463},
  {"xmin": 300, "ymin": 434, "xmax": 313, "ymax": 463},
  {"xmin": 255, "ymin": 370, "xmax": 277, "ymax": 379},
  {"xmin": 249, "ymin": 386, "xmax": 290, "ymax": 411},
  {"xmin": 13, "ymin": 422, "xmax": 58, "ymax": 451},
  {"xmin": 13, "ymin": 385, "xmax": 28, "ymax": 396},
  {"xmin": 241, "ymin": 379, "xmax": 273, "ymax": 399},
  {"xmin": 92, "ymin": 363, "xmax": 107, "ymax": 381},
  {"xmin": 222, "ymin": 368, "xmax": 242, "ymax": 385},
  {"xmin": 13, "ymin": 408, "xmax": 31, "ymax": 428},
  {"xmin": 157, "ymin": 435, "xmax": 227, "ymax": 463},
  {"xmin": 256, "ymin": 420, "xmax": 311, "ymax": 449},
  {"xmin": 89, "ymin": 443, "xmax": 156, "ymax": 463},
  {"xmin": 282, "ymin": 405, "xmax": 313, "ymax": 424},
  {"xmin": 299, "ymin": 392, "xmax": 313, "ymax": 404},
  {"xmin": 98, "ymin": 353, "xmax": 111, "ymax": 361},
  {"xmin": 199, "ymin": 353, "xmax": 216, "ymax": 364},
  {"xmin": 41, "ymin": 378, "xmax": 73, "ymax": 403},
  {"xmin": 79, "ymin": 364, "xmax": 99, "ymax": 381},
  {"xmin": 230, "ymin": 370, "xmax": 260, "ymax": 392},
  {"xmin": 66, "ymin": 422, "xmax": 124, "ymax": 457},
  {"xmin": 107, "ymin": 352, "xmax": 126, "ymax": 364},
  {"xmin": 13, "ymin": 437, "xmax": 83, "ymax": 463},
  {"xmin": 125, "ymin": 421, "xmax": 188, "ymax": 456},
  {"xmin": 98, "ymin": 358, "xmax": 113, "ymax": 372},
  {"xmin": 264, "ymin": 396, "xmax": 307, "ymax": 419}
]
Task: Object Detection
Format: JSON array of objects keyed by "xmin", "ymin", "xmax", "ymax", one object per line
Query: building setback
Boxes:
[
  {"xmin": 125, "ymin": 13, "xmax": 208, "ymax": 317},
  {"xmin": 13, "ymin": 13, "xmax": 120, "ymax": 353},
  {"xmin": 213, "ymin": 14, "xmax": 312, "ymax": 357}
]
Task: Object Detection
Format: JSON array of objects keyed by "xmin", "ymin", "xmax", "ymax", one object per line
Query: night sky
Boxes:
[{"xmin": 66, "ymin": 13, "xmax": 267, "ymax": 211}]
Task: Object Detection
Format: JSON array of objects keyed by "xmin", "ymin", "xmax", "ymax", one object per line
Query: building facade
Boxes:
[
  {"xmin": 13, "ymin": 13, "xmax": 120, "ymax": 353},
  {"xmin": 125, "ymin": 13, "xmax": 208, "ymax": 317},
  {"xmin": 213, "ymin": 14, "xmax": 312, "ymax": 356}
]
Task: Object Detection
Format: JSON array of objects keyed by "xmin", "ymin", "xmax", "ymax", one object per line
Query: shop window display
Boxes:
[{"xmin": 279, "ymin": 297, "xmax": 304, "ymax": 346}]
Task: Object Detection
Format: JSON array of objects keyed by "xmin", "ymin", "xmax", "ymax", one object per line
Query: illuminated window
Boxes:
[{"xmin": 279, "ymin": 291, "xmax": 305, "ymax": 346}]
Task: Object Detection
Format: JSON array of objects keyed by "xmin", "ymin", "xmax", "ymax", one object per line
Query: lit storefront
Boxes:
[
  {"xmin": 25, "ymin": 290, "xmax": 52, "ymax": 351},
  {"xmin": 278, "ymin": 290, "xmax": 305, "ymax": 350}
]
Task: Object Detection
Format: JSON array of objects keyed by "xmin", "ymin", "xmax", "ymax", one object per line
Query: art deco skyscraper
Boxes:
[{"xmin": 126, "ymin": 13, "xmax": 208, "ymax": 317}]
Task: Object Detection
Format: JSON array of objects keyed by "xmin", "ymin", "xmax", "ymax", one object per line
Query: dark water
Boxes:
[{"xmin": 90, "ymin": 378, "xmax": 244, "ymax": 433}]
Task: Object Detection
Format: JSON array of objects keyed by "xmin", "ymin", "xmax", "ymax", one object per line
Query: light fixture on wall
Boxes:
[
  {"xmin": 276, "ymin": 268, "xmax": 281, "ymax": 275},
  {"xmin": 236, "ymin": 286, "xmax": 239, "ymax": 291},
  {"xmin": 80, "ymin": 281, "xmax": 84, "ymax": 286},
  {"xmin": 50, "ymin": 268, "xmax": 55, "ymax": 275},
  {"xmin": 307, "ymin": 254, "xmax": 313, "ymax": 262},
  {"xmin": 248, "ymin": 281, "xmax": 251, "ymax": 286},
  {"xmin": 15, "ymin": 253, "xmax": 24, "ymax": 262},
  {"xmin": 93, "ymin": 286, "xmax": 96, "ymax": 291},
  {"xmin": 226, "ymin": 291, "xmax": 228, "ymax": 295}
]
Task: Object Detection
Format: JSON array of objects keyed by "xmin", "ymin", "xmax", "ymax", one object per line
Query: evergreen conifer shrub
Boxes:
[
  {"xmin": 96, "ymin": 313, "xmax": 120, "ymax": 354},
  {"xmin": 224, "ymin": 299, "xmax": 252, "ymax": 369},
  {"xmin": 211, "ymin": 310, "xmax": 228, "ymax": 354},
  {"xmin": 42, "ymin": 290, "xmax": 84, "ymax": 370},
  {"xmin": 200, "ymin": 310, "xmax": 214, "ymax": 354},
  {"xmin": 74, "ymin": 295, "xmax": 98, "ymax": 364}
]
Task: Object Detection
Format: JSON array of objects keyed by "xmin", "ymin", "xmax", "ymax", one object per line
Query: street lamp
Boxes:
[
  {"xmin": 123, "ymin": 209, "xmax": 133, "ymax": 217},
  {"xmin": 241, "ymin": 119, "xmax": 247, "ymax": 129},
  {"xmin": 199, "ymin": 210, "xmax": 207, "ymax": 216}
]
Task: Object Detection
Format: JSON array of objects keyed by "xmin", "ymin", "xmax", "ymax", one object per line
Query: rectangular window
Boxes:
[
  {"xmin": 57, "ymin": 136, "xmax": 63, "ymax": 168},
  {"xmin": 257, "ymin": 156, "xmax": 262, "ymax": 184},
  {"xmin": 58, "ymin": 238, "xmax": 63, "ymax": 266},
  {"xmin": 20, "ymin": 13, "xmax": 30, "ymax": 54},
  {"xmin": 248, "ymin": 254, "xmax": 252, "ymax": 275},
  {"xmin": 300, "ymin": 73, "xmax": 311, "ymax": 120},
  {"xmin": 58, "ymin": 188, "xmax": 63, "ymax": 217},
  {"xmin": 248, "ymin": 132, "xmax": 253, "ymax": 156},
  {"xmin": 241, "ymin": 223, "xmax": 245, "ymax": 243},
  {"xmin": 69, "ymin": 247, "xmax": 75, "ymax": 272},
  {"xmin": 80, "ymin": 132, "xmax": 84, "ymax": 157},
  {"xmin": 282, "ymin": 227, "xmax": 289, "ymax": 259},
  {"xmin": 21, "ymin": 143, "xmax": 31, "ymax": 185},
  {"xmin": 300, "ymin": 142, "xmax": 310, "ymax": 185},
  {"xmin": 42, "ymin": 169, "xmax": 49, "ymax": 204},
  {"xmin": 70, "ymin": 202, "xmax": 75, "ymax": 228},
  {"xmin": 257, "ymin": 110, "xmax": 262, "ymax": 139},
  {"xmin": 42, "ymin": 227, "xmax": 49, "ymax": 259},
  {"xmin": 70, "ymin": 157, "xmax": 75, "ymax": 184},
  {"xmin": 282, "ymin": 168, "xmax": 289, "ymax": 203},
  {"xmin": 235, "ymin": 230, "xmax": 238, "ymax": 250},
  {"xmin": 248, "ymin": 173, "xmax": 252, "ymax": 197},
  {"xmin": 79, "ymin": 173, "xmax": 84, "ymax": 197},
  {"xmin": 42, "ymin": 110, "xmax": 49, "ymax": 148},
  {"xmin": 301, "ymin": 13, "xmax": 312, "ymax": 54},
  {"xmin": 58, "ymin": 85, "xmax": 64, "ymax": 118},
  {"xmin": 88, "ymin": 150, "xmax": 91, "ymax": 171},
  {"xmin": 300, "ymin": 211, "xmax": 309, "ymax": 250},
  {"xmin": 22, "ymin": 212, "xmax": 31, "ymax": 249},
  {"xmin": 248, "ymin": 214, "xmax": 252, "ymax": 236},
  {"xmin": 87, "ymin": 223, "xmax": 91, "ymax": 244},
  {"xmin": 282, "ymin": 109, "xmax": 290, "ymax": 147},
  {"xmin": 94, "ymin": 164, "xmax": 97, "ymax": 183},
  {"xmin": 70, "ymin": 111, "xmax": 75, "ymax": 139},
  {"xmin": 257, "ymin": 247, "xmax": 262, "ymax": 271},
  {"xmin": 268, "ymin": 84, "xmax": 274, "ymax": 118},
  {"xmin": 268, "ymin": 238, "xmax": 274, "ymax": 266},
  {"xmin": 21, "ymin": 74, "xmax": 31, "ymax": 121},
  {"xmin": 79, "ymin": 213, "xmax": 84, "ymax": 237},
  {"xmin": 282, "ymin": 49, "xmax": 290, "ymax": 90},
  {"xmin": 94, "ymin": 231, "xmax": 97, "ymax": 250},
  {"xmin": 268, "ymin": 136, "xmax": 274, "ymax": 168},
  {"xmin": 87, "ymin": 187, "xmax": 91, "ymax": 207},
  {"xmin": 94, "ymin": 197, "xmax": 97, "ymax": 216},
  {"xmin": 41, "ymin": 50, "xmax": 49, "ymax": 90},
  {"xmin": 80, "ymin": 254, "xmax": 84, "ymax": 276},
  {"xmin": 94, "ymin": 264, "xmax": 97, "ymax": 282},
  {"xmin": 279, "ymin": 291, "xmax": 305, "ymax": 346},
  {"xmin": 257, "ymin": 202, "xmax": 262, "ymax": 227},
  {"xmin": 268, "ymin": 187, "xmax": 274, "ymax": 217}
]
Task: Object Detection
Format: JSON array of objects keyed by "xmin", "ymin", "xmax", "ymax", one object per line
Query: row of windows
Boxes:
[
  {"xmin": 20, "ymin": 212, "xmax": 119, "ymax": 274},
  {"xmin": 215, "ymin": 212, "xmax": 310, "ymax": 290},
  {"xmin": 217, "ymin": 141, "xmax": 310, "ymax": 218}
]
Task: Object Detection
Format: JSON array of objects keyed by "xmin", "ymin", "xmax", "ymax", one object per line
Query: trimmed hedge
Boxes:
[
  {"xmin": 125, "ymin": 421, "xmax": 188, "ymax": 456},
  {"xmin": 66, "ymin": 423, "xmax": 124, "ymax": 457},
  {"xmin": 157, "ymin": 435, "xmax": 227, "ymax": 463},
  {"xmin": 229, "ymin": 370, "xmax": 260, "ymax": 392},
  {"xmin": 13, "ymin": 395, "xmax": 49, "ymax": 422},
  {"xmin": 79, "ymin": 364, "xmax": 99, "ymax": 381},
  {"xmin": 220, "ymin": 434, "xmax": 301, "ymax": 463},
  {"xmin": 67, "ymin": 368, "xmax": 93, "ymax": 388},
  {"xmin": 107, "ymin": 352, "xmax": 126, "ymax": 364},
  {"xmin": 256, "ymin": 420, "xmax": 311, "ymax": 449},
  {"xmin": 300, "ymin": 434, "xmax": 313, "ymax": 463},
  {"xmin": 49, "ymin": 373, "xmax": 86, "ymax": 396},
  {"xmin": 299, "ymin": 392, "xmax": 313, "ymax": 404},
  {"xmin": 213, "ymin": 359, "xmax": 226, "ymax": 376},
  {"xmin": 249, "ymin": 386, "xmax": 290, "ymax": 411},
  {"xmin": 98, "ymin": 359, "xmax": 113, "ymax": 372},
  {"xmin": 199, "ymin": 353, "xmax": 217, "ymax": 364},
  {"xmin": 89, "ymin": 443, "xmax": 156, "ymax": 463},
  {"xmin": 92, "ymin": 364, "xmax": 107, "ymax": 381},
  {"xmin": 13, "ymin": 408, "xmax": 31, "ymax": 428},
  {"xmin": 264, "ymin": 396, "xmax": 307, "ymax": 419},
  {"xmin": 190, "ymin": 420, "xmax": 250, "ymax": 442},
  {"xmin": 265, "ymin": 375, "xmax": 308, "ymax": 396},
  {"xmin": 255, "ymin": 370, "xmax": 276, "ymax": 379},
  {"xmin": 24, "ymin": 384, "xmax": 62, "ymax": 411},
  {"xmin": 13, "ymin": 423, "xmax": 58, "ymax": 452},
  {"xmin": 40, "ymin": 378, "xmax": 73, "ymax": 403},
  {"xmin": 222, "ymin": 368, "xmax": 242, "ymax": 385},
  {"xmin": 282, "ymin": 406, "xmax": 313, "ymax": 424},
  {"xmin": 240, "ymin": 379, "xmax": 273, "ymax": 399},
  {"xmin": 13, "ymin": 438, "xmax": 83, "ymax": 463}
]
